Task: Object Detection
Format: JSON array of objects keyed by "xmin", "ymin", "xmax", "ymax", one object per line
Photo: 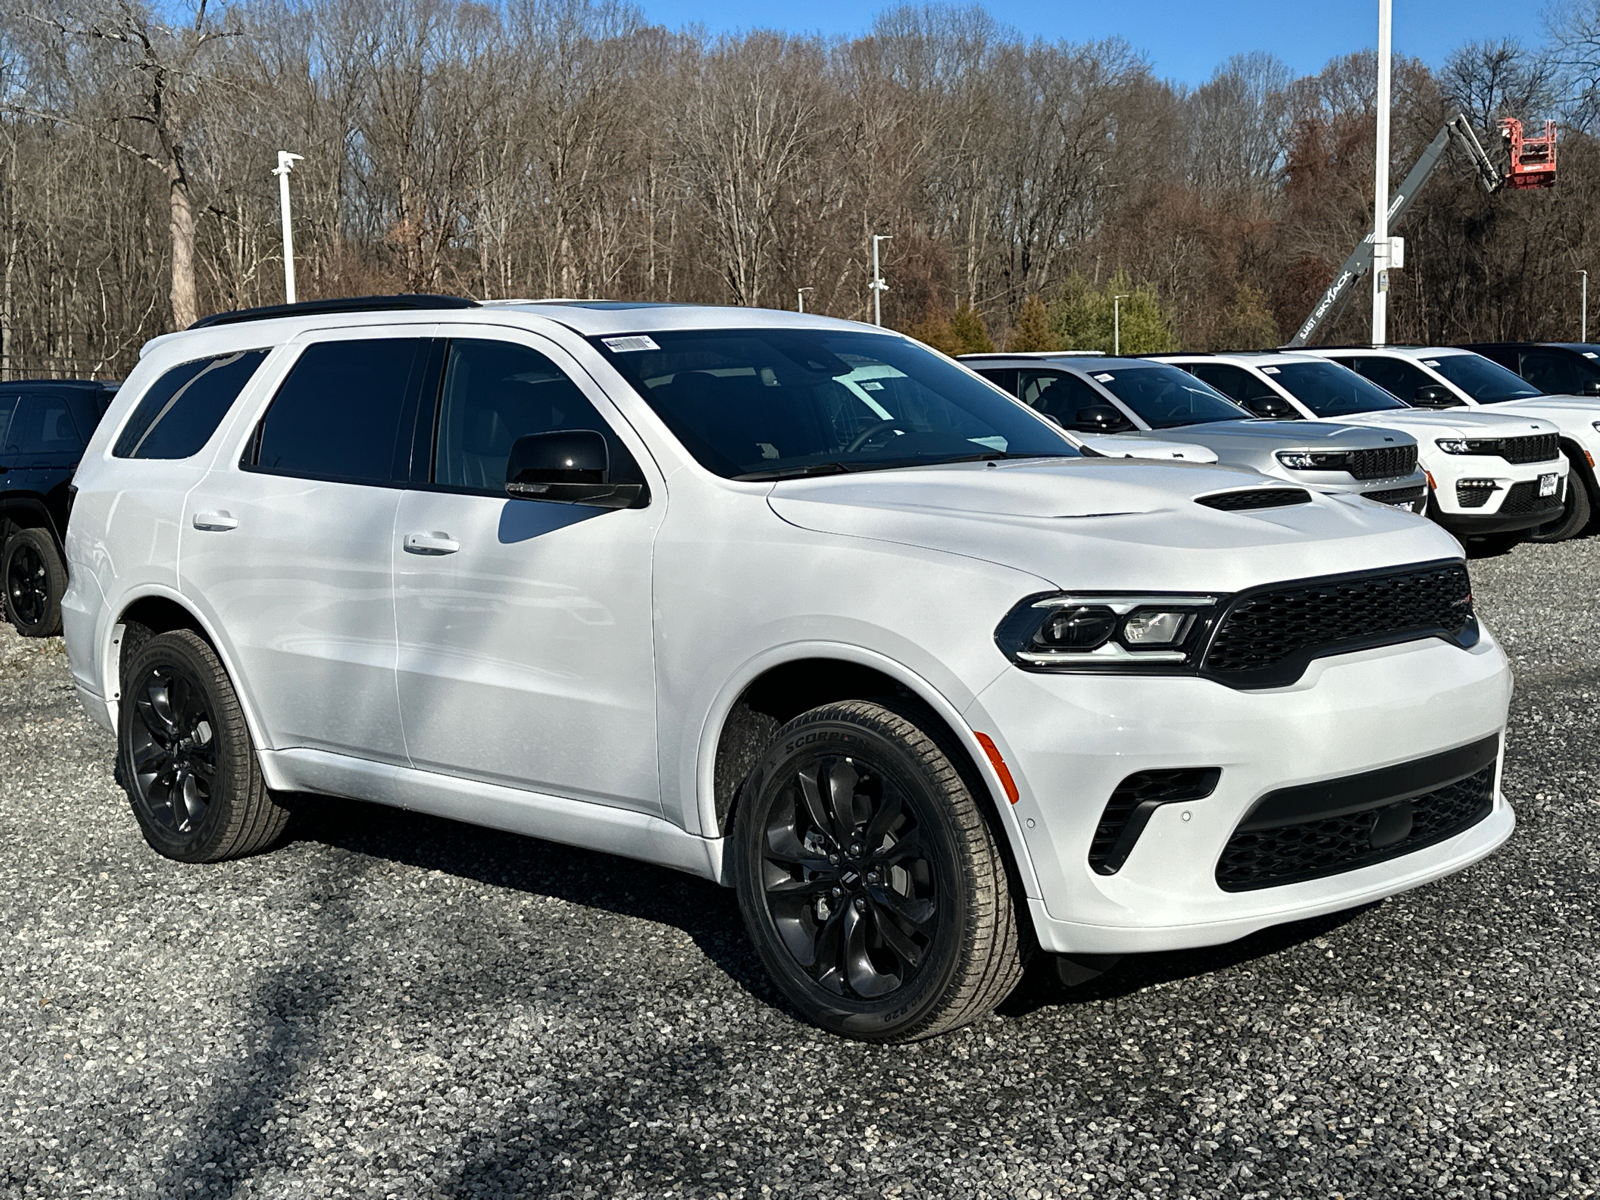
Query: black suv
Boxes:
[
  {"xmin": 1461, "ymin": 343, "xmax": 1600, "ymax": 397},
  {"xmin": 2, "ymin": 380, "xmax": 117, "ymax": 637}
]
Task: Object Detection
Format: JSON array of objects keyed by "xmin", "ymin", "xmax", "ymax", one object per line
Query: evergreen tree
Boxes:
[
  {"xmin": 1208, "ymin": 284, "xmax": 1281, "ymax": 350},
  {"xmin": 1047, "ymin": 274, "xmax": 1176, "ymax": 354},
  {"xmin": 950, "ymin": 306, "xmax": 996, "ymax": 353},
  {"xmin": 905, "ymin": 312, "xmax": 964, "ymax": 356},
  {"xmin": 1006, "ymin": 295, "xmax": 1058, "ymax": 352}
]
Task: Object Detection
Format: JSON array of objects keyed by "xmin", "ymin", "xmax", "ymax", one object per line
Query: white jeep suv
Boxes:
[
  {"xmin": 64, "ymin": 297, "xmax": 1514, "ymax": 1041},
  {"xmin": 1160, "ymin": 352, "xmax": 1571, "ymax": 541}
]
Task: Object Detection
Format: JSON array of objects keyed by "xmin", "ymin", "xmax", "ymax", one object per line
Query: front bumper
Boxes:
[
  {"xmin": 1425, "ymin": 453, "xmax": 1568, "ymax": 533},
  {"xmin": 968, "ymin": 629, "xmax": 1513, "ymax": 955},
  {"xmin": 1277, "ymin": 467, "xmax": 1431, "ymax": 514}
]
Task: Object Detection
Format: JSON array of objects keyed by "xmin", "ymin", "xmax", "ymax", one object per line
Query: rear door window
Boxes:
[
  {"xmin": 1336, "ymin": 355, "xmax": 1433, "ymax": 401},
  {"xmin": 1519, "ymin": 349, "xmax": 1595, "ymax": 395},
  {"xmin": 431, "ymin": 338, "xmax": 642, "ymax": 494},
  {"xmin": 114, "ymin": 350, "xmax": 270, "ymax": 459},
  {"xmin": 246, "ymin": 338, "xmax": 440, "ymax": 485},
  {"xmin": 6, "ymin": 393, "xmax": 84, "ymax": 459},
  {"xmin": 1017, "ymin": 369, "xmax": 1108, "ymax": 425}
]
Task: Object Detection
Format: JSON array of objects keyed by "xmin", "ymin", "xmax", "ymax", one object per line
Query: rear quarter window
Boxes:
[{"xmin": 114, "ymin": 350, "xmax": 270, "ymax": 460}]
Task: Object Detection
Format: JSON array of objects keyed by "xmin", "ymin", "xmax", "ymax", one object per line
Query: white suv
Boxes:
[
  {"xmin": 1303, "ymin": 346, "xmax": 1598, "ymax": 541},
  {"xmin": 64, "ymin": 298, "xmax": 1514, "ymax": 1041},
  {"xmin": 1160, "ymin": 352, "xmax": 1571, "ymax": 541}
]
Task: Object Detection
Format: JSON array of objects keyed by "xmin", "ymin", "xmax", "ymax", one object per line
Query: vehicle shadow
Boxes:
[
  {"xmin": 1000, "ymin": 902, "xmax": 1379, "ymax": 1017},
  {"xmin": 282, "ymin": 793, "xmax": 1379, "ymax": 1026}
]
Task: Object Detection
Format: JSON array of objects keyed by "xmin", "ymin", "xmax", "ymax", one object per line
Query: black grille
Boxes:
[
  {"xmin": 1347, "ymin": 445, "xmax": 1418, "ymax": 480},
  {"xmin": 1201, "ymin": 562, "xmax": 1475, "ymax": 686},
  {"xmin": 1197, "ymin": 488, "xmax": 1311, "ymax": 512},
  {"xmin": 1364, "ymin": 485, "xmax": 1425, "ymax": 506},
  {"xmin": 1500, "ymin": 434, "xmax": 1559, "ymax": 464},
  {"xmin": 1498, "ymin": 478, "xmax": 1562, "ymax": 516},
  {"xmin": 1089, "ymin": 768, "xmax": 1221, "ymax": 875},
  {"xmin": 1215, "ymin": 762, "xmax": 1495, "ymax": 891},
  {"xmin": 1456, "ymin": 480, "xmax": 1497, "ymax": 509}
]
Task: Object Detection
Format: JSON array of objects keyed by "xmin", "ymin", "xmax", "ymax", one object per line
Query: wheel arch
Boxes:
[
  {"xmin": 0, "ymin": 497, "xmax": 62, "ymax": 545},
  {"xmin": 1558, "ymin": 436, "xmax": 1599, "ymax": 502},
  {"xmin": 699, "ymin": 645, "xmax": 1041, "ymax": 899}
]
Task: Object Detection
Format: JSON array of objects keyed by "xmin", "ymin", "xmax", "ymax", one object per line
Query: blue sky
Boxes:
[{"xmin": 637, "ymin": 0, "xmax": 1538, "ymax": 85}]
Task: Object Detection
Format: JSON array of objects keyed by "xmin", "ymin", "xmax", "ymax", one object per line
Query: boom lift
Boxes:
[{"xmin": 1286, "ymin": 112, "xmax": 1557, "ymax": 348}]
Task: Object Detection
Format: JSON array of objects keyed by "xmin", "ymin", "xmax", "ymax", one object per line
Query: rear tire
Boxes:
[
  {"xmin": 731, "ymin": 700, "xmax": 1023, "ymax": 1041},
  {"xmin": 2, "ymin": 528, "xmax": 66, "ymax": 638},
  {"xmin": 118, "ymin": 629, "xmax": 289, "ymax": 862},
  {"xmin": 1527, "ymin": 461, "xmax": 1592, "ymax": 543}
]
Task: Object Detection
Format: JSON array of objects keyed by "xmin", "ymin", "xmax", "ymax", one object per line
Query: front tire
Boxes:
[
  {"xmin": 118, "ymin": 630, "xmax": 289, "ymax": 862},
  {"xmin": 2, "ymin": 527, "xmax": 66, "ymax": 638},
  {"xmin": 1527, "ymin": 460, "xmax": 1592, "ymax": 543},
  {"xmin": 731, "ymin": 700, "xmax": 1022, "ymax": 1041}
]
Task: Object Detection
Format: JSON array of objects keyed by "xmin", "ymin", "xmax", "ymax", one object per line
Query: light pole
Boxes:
[
  {"xmin": 273, "ymin": 150, "xmax": 304, "ymax": 304},
  {"xmin": 1371, "ymin": 0, "xmax": 1393, "ymax": 346},
  {"xmin": 1580, "ymin": 270, "xmax": 1589, "ymax": 342},
  {"xmin": 1113, "ymin": 294, "xmax": 1129, "ymax": 355},
  {"xmin": 797, "ymin": 286, "xmax": 813, "ymax": 314},
  {"xmin": 870, "ymin": 234, "xmax": 892, "ymax": 326}
]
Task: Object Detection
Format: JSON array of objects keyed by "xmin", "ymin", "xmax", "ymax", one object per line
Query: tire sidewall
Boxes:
[
  {"xmin": 1528, "ymin": 464, "xmax": 1592, "ymax": 543},
  {"xmin": 732, "ymin": 713, "xmax": 973, "ymax": 1041},
  {"xmin": 2, "ymin": 528, "xmax": 66, "ymax": 638},
  {"xmin": 119, "ymin": 632, "xmax": 245, "ymax": 863}
]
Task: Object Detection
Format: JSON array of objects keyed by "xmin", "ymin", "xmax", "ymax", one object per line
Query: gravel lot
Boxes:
[{"xmin": 2, "ymin": 538, "xmax": 1598, "ymax": 1200}]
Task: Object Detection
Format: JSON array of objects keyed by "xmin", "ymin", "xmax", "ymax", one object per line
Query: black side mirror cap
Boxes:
[
  {"xmin": 1247, "ymin": 394, "xmax": 1294, "ymax": 417},
  {"xmin": 1583, "ymin": 380, "xmax": 1600, "ymax": 396},
  {"xmin": 505, "ymin": 429, "xmax": 648, "ymax": 509},
  {"xmin": 1074, "ymin": 405, "xmax": 1133, "ymax": 433}
]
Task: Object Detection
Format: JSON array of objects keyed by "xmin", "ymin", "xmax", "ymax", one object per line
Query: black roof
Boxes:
[
  {"xmin": 1461, "ymin": 342, "xmax": 1600, "ymax": 353},
  {"xmin": 0, "ymin": 378, "xmax": 117, "ymax": 392},
  {"xmin": 189, "ymin": 293, "xmax": 479, "ymax": 330}
]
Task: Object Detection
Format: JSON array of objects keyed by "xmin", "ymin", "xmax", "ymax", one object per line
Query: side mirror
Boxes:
[
  {"xmin": 1412, "ymin": 384, "xmax": 1461, "ymax": 408},
  {"xmin": 1245, "ymin": 393, "xmax": 1294, "ymax": 418},
  {"xmin": 1074, "ymin": 405, "xmax": 1133, "ymax": 433},
  {"xmin": 505, "ymin": 429, "xmax": 646, "ymax": 509},
  {"xmin": 1583, "ymin": 379, "xmax": 1600, "ymax": 396}
]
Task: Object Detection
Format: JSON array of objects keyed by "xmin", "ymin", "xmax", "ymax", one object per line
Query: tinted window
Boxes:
[
  {"xmin": 1017, "ymin": 369, "xmax": 1110, "ymax": 425},
  {"xmin": 6, "ymin": 393, "xmax": 83, "ymax": 456},
  {"xmin": 0, "ymin": 395, "xmax": 16, "ymax": 454},
  {"xmin": 1519, "ymin": 349, "xmax": 1599, "ymax": 395},
  {"xmin": 1422, "ymin": 354, "xmax": 1541, "ymax": 403},
  {"xmin": 1187, "ymin": 363, "xmax": 1280, "ymax": 407},
  {"xmin": 1088, "ymin": 365, "xmax": 1251, "ymax": 428},
  {"xmin": 433, "ymin": 339, "xmax": 641, "ymax": 493},
  {"xmin": 592, "ymin": 330, "xmax": 1076, "ymax": 478},
  {"xmin": 1338, "ymin": 356, "xmax": 1434, "ymax": 401},
  {"xmin": 249, "ymin": 339, "xmax": 435, "ymax": 485},
  {"xmin": 114, "ymin": 350, "xmax": 269, "ymax": 459},
  {"xmin": 1270, "ymin": 362, "xmax": 1407, "ymax": 416}
]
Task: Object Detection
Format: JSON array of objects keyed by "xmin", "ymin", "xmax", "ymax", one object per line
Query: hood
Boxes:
[
  {"xmin": 1147, "ymin": 419, "xmax": 1414, "ymax": 453},
  {"xmin": 1335, "ymin": 408, "xmax": 1559, "ymax": 439},
  {"xmin": 766, "ymin": 458, "xmax": 1461, "ymax": 593},
  {"xmin": 1489, "ymin": 395, "xmax": 1600, "ymax": 426},
  {"xmin": 1080, "ymin": 433, "xmax": 1218, "ymax": 463}
]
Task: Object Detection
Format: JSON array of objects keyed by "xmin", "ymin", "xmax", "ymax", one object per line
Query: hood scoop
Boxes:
[{"xmin": 1196, "ymin": 487, "xmax": 1312, "ymax": 512}]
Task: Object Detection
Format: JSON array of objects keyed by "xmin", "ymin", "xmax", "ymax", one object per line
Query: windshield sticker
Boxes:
[
  {"xmin": 1094, "ymin": 373, "xmax": 1115, "ymax": 382},
  {"xmin": 1586, "ymin": 352, "xmax": 1598, "ymax": 359},
  {"xmin": 602, "ymin": 335, "xmax": 660, "ymax": 352},
  {"xmin": 860, "ymin": 380, "xmax": 884, "ymax": 391},
  {"xmin": 1422, "ymin": 359, "xmax": 1440, "ymax": 366},
  {"xmin": 1261, "ymin": 366, "xmax": 1280, "ymax": 374}
]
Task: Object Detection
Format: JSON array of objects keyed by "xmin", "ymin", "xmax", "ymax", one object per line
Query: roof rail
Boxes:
[{"xmin": 189, "ymin": 293, "xmax": 479, "ymax": 330}]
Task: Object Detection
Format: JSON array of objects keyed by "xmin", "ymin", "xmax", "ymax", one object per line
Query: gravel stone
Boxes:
[{"xmin": 1, "ymin": 537, "xmax": 1597, "ymax": 1198}]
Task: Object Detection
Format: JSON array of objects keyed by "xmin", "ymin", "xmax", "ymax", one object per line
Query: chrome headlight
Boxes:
[{"xmin": 996, "ymin": 593, "xmax": 1218, "ymax": 672}]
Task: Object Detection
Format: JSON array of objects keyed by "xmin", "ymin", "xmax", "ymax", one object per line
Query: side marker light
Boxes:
[{"xmin": 974, "ymin": 732, "xmax": 1020, "ymax": 804}]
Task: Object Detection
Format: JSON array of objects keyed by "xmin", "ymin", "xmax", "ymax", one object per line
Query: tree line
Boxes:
[{"xmin": 0, "ymin": 0, "xmax": 1595, "ymax": 380}]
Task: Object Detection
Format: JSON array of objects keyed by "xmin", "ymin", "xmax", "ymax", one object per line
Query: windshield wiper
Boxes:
[{"xmin": 732, "ymin": 462, "xmax": 859, "ymax": 481}]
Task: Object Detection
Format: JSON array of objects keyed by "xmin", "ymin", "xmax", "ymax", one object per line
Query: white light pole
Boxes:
[
  {"xmin": 273, "ymin": 150, "xmax": 304, "ymax": 304},
  {"xmin": 1371, "ymin": 0, "xmax": 1392, "ymax": 346},
  {"xmin": 1113, "ymin": 294, "xmax": 1129, "ymax": 355},
  {"xmin": 870, "ymin": 234, "xmax": 892, "ymax": 326},
  {"xmin": 797, "ymin": 286, "xmax": 813, "ymax": 314},
  {"xmin": 1580, "ymin": 270, "xmax": 1589, "ymax": 342}
]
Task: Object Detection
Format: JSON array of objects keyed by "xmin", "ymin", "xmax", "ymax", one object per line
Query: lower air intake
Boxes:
[{"xmin": 1089, "ymin": 768, "xmax": 1221, "ymax": 874}]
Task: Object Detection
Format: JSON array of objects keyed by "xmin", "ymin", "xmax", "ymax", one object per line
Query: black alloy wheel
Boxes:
[
  {"xmin": 119, "ymin": 629, "xmax": 290, "ymax": 862},
  {"xmin": 760, "ymin": 753, "xmax": 937, "ymax": 1000},
  {"xmin": 732, "ymin": 700, "xmax": 1022, "ymax": 1041},
  {"xmin": 2, "ymin": 528, "xmax": 66, "ymax": 638}
]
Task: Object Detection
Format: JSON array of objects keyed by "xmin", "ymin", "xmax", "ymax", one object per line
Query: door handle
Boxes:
[
  {"xmin": 192, "ymin": 511, "xmax": 238, "ymax": 532},
  {"xmin": 403, "ymin": 531, "xmax": 459, "ymax": 555}
]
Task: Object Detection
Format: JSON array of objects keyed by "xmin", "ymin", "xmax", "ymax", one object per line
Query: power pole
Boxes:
[
  {"xmin": 1113, "ymin": 294, "xmax": 1129, "ymax": 355},
  {"xmin": 1580, "ymin": 270, "xmax": 1589, "ymax": 342},
  {"xmin": 273, "ymin": 151, "xmax": 304, "ymax": 304},
  {"xmin": 870, "ymin": 235, "xmax": 892, "ymax": 326},
  {"xmin": 1371, "ymin": 0, "xmax": 1392, "ymax": 346},
  {"xmin": 797, "ymin": 286, "xmax": 813, "ymax": 314}
]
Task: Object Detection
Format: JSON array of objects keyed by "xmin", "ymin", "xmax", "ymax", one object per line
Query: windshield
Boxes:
[
  {"xmin": 1088, "ymin": 365, "xmax": 1253, "ymax": 428},
  {"xmin": 1424, "ymin": 354, "xmax": 1543, "ymax": 403},
  {"xmin": 1271, "ymin": 361, "xmax": 1407, "ymax": 416},
  {"xmin": 589, "ymin": 329, "xmax": 1078, "ymax": 478}
]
